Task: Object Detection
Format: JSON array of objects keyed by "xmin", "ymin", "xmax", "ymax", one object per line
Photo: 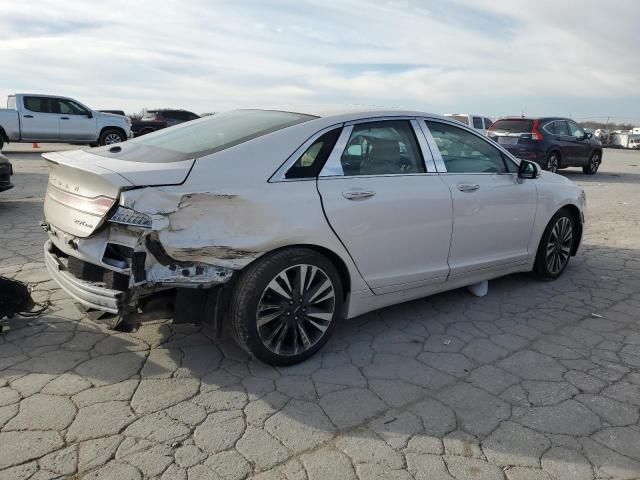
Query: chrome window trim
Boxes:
[
  {"xmin": 420, "ymin": 117, "xmax": 522, "ymax": 174},
  {"xmin": 270, "ymin": 123, "xmax": 345, "ymax": 182},
  {"xmin": 319, "ymin": 125, "xmax": 353, "ymax": 177},
  {"xmin": 417, "ymin": 119, "xmax": 447, "ymax": 173}
]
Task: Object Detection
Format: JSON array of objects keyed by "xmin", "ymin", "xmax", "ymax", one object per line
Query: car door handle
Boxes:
[
  {"xmin": 457, "ymin": 183, "xmax": 480, "ymax": 192},
  {"xmin": 23, "ymin": 115, "xmax": 33, "ymax": 118},
  {"xmin": 342, "ymin": 190, "xmax": 376, "ymax": 200},
  {"xmin": 60, "ymin": 117, "xmax": 69, "ymax": 120}
]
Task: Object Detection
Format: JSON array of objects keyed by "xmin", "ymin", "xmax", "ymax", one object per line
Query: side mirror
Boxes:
[
  {"xmin": 86, "ymin": 112, "xmax": 93, "ymax": 119},
  {"xmin": 518, "ymin": 160, "xmax": 539, "ymax": 179},
  {"xmin": 585, "ymin": 132, "xmax": 593, "ymax": 139}
]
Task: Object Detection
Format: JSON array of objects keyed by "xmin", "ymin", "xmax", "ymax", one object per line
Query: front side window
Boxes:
[
  {"xmin": 568, "ymin": 121, "xmax": 585, "ymax": 139},
  {"xmin": 285, "ymin": 128, "xmax": 342, "ymax": 179},
  {"xmin": 338, "ymin": 120, "xmax": 425, "ymax": 176},
  {"xmin": 426, "ymin": 121, "xmax": 512, "ymax": 174},
  {"xmin": 57, "ymin": 99, "xmax": 88, "ymax": 115},
  {"xmin": 24, "ymin": 96, "xmax": 54, "ymax": 113},
  {"xmin": 473, "ymin": 117, "xmax": 484, "ymax": 129}
]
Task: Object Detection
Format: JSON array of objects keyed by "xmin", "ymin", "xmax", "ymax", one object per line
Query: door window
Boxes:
[
  {"xmin": 285, "ymin": 128, "xmax": 342, "ymax": 179},
  {"xmin": 568, "ymin": 121, "xmax": 585, "ymax": 139},
  {"xmin": 472, "ymin": 117, "xmax": 484, "ymax": 129},
  {"xmin": 554, "ymin": 121, "xmax": 570, "ymax": 136},
  {"xmin": 56, "ymin": 99, "xmax": 89, "ymax": 115},
  {"xmin": 484, "ymin": 118, "xmax": 493, "ymax": 129},
  {"xmin": 426, "ymin": 121, "xmax": 513, "ymax": 173},
  {"xmin": 23, "ymin": 96, "xmax": 55, "ymax": 113},
  {"xmin": 338, "ymin": 120, "xmax": 425, "ymax": 176}
]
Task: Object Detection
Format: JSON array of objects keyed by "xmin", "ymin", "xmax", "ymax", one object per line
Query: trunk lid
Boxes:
[{"xmin": 43, "ymin": 149, "xmax": 194, "ymax": 238}]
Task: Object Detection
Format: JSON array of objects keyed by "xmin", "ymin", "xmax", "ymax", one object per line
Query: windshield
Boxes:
[
  {"xmin": 128, "ymin": 109, "xmax": 316, "ymax": 157},
  {"xmin": 489, "ymin": 119, "xmax": 533, "ymax": 133},
  {"xmin": 446, "ymin": 115, "xmax": 469, "ymax": 126}
]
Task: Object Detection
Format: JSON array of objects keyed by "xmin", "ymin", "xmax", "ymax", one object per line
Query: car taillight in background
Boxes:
[{"xmin": 530, "ymin": 119, "xmax": 544, "ymax": 141}]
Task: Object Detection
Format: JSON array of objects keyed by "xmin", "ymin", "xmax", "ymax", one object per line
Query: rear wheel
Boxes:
[
  {"xmin": 228, "ymin": 248, "xmax": 343, "ymax": 366},
  {"xmin": 534, "ymin": 209, "xmax": 575, "ymax": 280},
  {"xmin": 545, "ymin": 152, "xmax": 560, "ymax": 173},
  {"xmin": 99, "ymin": 129, "xmax": 125, "ymax": 146},
  {"xmin": 582, "ymin": 151, "xmax": 601, "ymax": 175}
]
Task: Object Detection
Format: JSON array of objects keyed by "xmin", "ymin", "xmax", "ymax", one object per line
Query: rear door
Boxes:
[
  {"xmin": 317, "ymin": 119, "xmax": 453, "ymax": 293},
  {"xmin": 20, "ymin": 96, "xmax": 59, "ymax": 140},
  {"xmin": 56, "ymin": 99, "xmax": 97, "ymax": 141},
  {"xmin": 545, "ymin": 120, "xmax": 574, "ymax": 164},
  {"xmin": 423, "ymin": 119, "xmax": 537, "ymax": 276}
]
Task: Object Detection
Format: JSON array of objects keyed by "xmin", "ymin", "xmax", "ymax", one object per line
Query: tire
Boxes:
[
  {"xmin": 228, "ymin": 248, "xmax": 343, "ymax": 366},
  {"xmin": 545, "ymin": 152, "xmax": 560, "ymax": 173},
  {"xmin": 99, "ymin": 129, "xmax": 125, "ymax": 146},
  {"xmin": 534, "ymin": 209, "xmax": 575, "ymax": 280},
  {"xmin": 582, "ymin": 151, "xmax": 601, "ymax": 175}
]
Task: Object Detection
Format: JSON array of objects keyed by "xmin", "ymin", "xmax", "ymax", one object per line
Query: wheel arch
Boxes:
[
  {"xmin": 99, "ymin": 126, "xmax": 127, "ymax": 141},
  {"xmin": 558, "ymin": 204, "xmax": 583, "ymax": 256}
]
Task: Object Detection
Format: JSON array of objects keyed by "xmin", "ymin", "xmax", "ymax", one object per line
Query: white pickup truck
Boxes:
[{"xmin": 0, "ymin": 94, "xmax": 132, "ymax": 150}]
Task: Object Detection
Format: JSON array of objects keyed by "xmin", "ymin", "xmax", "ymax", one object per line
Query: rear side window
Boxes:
[
  {"xmin": 339, "ymin": 120, "xmax": 425, "ymax": 176},
  {"xmin": 489, "ymin": 119, "xmax": 533, "ymax": 133},
  {"xmin": 24, "ymin": 96, "xmax": 54, "ymax": 113},
  {"xmin": 472, "ymin": 117, "xmax": 483, "ymax": 129},
  {"xmin": 128, "ymin": 109, "xmax": 317, "ymax": 159},
  {"xmin": 553, "ymin": 121, "xmax": 570, "ymax": 135},
  {"xmin": 285, "ymin": 128, "xmax": 342, "ymax": 179},
  {"xmin": 7, "ymin": 96, "xmax": 16, "ymax": 110}
]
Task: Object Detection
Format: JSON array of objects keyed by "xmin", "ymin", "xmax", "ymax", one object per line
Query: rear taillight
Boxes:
[
  {"xmin": 531, "ymin": 119, "xmax": 544, "ymax": 141},
  {"xmin": 47, "ymin": 185, "xmax": 115, "ymax": 216}
]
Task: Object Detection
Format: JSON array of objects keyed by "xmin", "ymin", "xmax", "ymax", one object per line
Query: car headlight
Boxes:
[{"xmin": 108, "ymin": 206, "xmax": 152, "ymax": 228}]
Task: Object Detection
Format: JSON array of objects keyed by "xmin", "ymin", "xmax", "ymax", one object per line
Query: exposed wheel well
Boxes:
[
  {"xmin": 254, "ymin": 244, "xmax": 352, "ymax": 300},
  {"xmin": 99, "ymin": 126, "xmax": 126, "ymax": 141}
]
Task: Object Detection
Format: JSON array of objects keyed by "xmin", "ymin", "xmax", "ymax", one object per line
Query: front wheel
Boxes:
[
  {"xmin": 534, "ymin": 209, "xmax": 575, "ymax": 280},
  {"xmin": 228, "ymin": 248, "xmax": 343, "ymax": 366},
  {"xmin": 582, "ymin": 151, "xmax": 601, "ymax": 175},
  {"xmin": 99, "ymin": 129, "xmax": 125, "ymax": 146}
]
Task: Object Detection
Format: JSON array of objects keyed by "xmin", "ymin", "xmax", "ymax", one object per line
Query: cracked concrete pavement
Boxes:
[{"xmin": 1, "ymin": 144, "xmax": 639, "ymax": 479}]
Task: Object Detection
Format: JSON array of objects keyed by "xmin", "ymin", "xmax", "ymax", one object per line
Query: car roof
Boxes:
[{"xmin": 255, "ymin": 105, "xmax": 448, "ymax": 123}]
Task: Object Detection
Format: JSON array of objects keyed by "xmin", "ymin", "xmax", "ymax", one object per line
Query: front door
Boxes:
[
  {"xmin": 317, "ymin": 119, "xmax": 453, "ymax": 294},
  {"xmin": 20, "ymin": 96, "xmax": 59, "ymax": 140},
  {"xmin": 55, "ymin": 99, "xmax": 97, "ymax": 141},
  {"xmin": 424, "ymin": 120, "xmax": 537, "ymax": 277}
]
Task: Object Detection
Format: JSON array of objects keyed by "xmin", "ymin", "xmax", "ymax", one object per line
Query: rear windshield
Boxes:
[
  {"xmin": 446, "ymin": 115, "xmax": 469, "ymax": 126},
  {"xmin": 128, "ymin": 109, "xmax": 316, "ymax": 158},
  {"xmin": 489, "ymin": 119, "xmax": 533, "ymax": 133}
]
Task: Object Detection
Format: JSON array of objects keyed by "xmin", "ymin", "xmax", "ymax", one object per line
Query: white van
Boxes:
[{"xmin": 444, "ymin": 114, "xmax": 493, "ymax": 134}]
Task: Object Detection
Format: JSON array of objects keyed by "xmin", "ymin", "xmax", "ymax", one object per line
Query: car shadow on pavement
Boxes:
[{"xmin": 2, "ymin": 243, "xmax": 640, "ymax": 478}]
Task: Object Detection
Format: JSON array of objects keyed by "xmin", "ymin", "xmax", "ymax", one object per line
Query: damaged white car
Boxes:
[{"xmin": 42, "ymin": 108, "xmax": 586, "ymax": 365}]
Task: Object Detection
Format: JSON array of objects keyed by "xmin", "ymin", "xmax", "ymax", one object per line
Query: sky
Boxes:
[{"xmin": 1, "ymin": 0, "xmax": 639, "ymax": 123}]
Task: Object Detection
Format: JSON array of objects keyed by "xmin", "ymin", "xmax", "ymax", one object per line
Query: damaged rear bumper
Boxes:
[{"xmin": 44, "ymin": 240, "xmax": 124, "ymax": 314}]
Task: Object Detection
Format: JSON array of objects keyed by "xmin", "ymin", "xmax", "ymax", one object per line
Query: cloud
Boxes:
[{"xmin": 0, "ymin": 0, "xmax": 638, "ymax": 122}]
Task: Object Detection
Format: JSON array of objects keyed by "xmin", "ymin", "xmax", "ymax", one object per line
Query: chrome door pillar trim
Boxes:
[
  {"xmin": 319, "ymin": 125, "xmax": 354, "ymax": 177},
  {"xmin": 410, "ymin": 119, "xmax": 437, "ymax": 173},
  {"xmin": 417, "ymin": 119, "xmax": 447, "ymax": 173}
]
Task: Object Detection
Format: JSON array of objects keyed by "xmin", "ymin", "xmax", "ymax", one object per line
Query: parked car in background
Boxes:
[
  {"xmin": 131, "ymin": 109, "xmax": 200, "ymax": 137},
  {"xmin": 0, "ymin": 152, "xmax": 13, "ymax": 191},
  {"xmin": 42, "ymin": 108, "xmax": 585, "ymax": 365},
  {"xmin": 629, "ymin": 138, "xmax": 640, "ymax": 149},
  {"xmin": 487, "ymin": 117, "xmax": 603, "ymax": 174},
  {"xmin": 0, "ymin": 94, "xmax": 132, "ymax": 149},
  {"xmin": 444, "ymin": 113, "xmax": 493, "ymax": 134},
  {"xmin": 99, "ymin": 110, "xmax": 126, "ymax": 116}
]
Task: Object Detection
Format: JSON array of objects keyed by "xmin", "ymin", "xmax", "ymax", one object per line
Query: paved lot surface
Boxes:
[{"xmin": 1, "ymin": 144, "xmax": 640, "ymax": 480}]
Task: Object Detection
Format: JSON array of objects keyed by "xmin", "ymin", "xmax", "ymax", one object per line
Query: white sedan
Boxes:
[{"xmin": 42, "ymin": 107, "xmax": 586, "ymax": 365}]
